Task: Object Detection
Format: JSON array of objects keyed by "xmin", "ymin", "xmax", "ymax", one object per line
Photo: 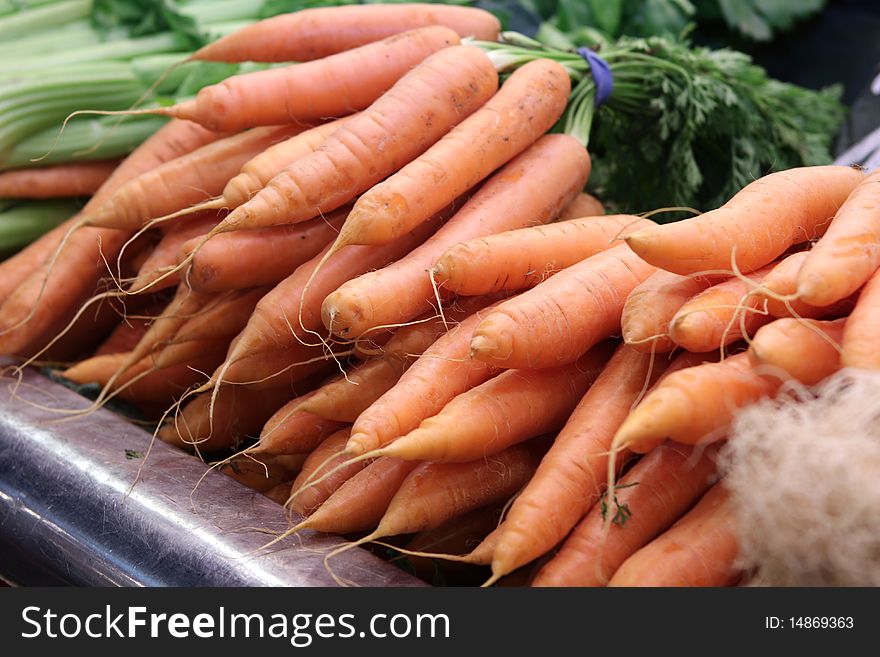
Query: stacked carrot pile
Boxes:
[{"xmin": 0, "ymin": 3, "xmax": 875, "ymax": 587}]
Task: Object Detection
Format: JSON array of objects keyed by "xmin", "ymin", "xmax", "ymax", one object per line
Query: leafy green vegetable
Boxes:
[
  {"xmin": 479, "ymin": 32, "xmax": 845, "ymax": 213},
  {"xmin": 698, "ymin": 0, "xmax": 826, "ymax": 42},
  {"xmin": 91, "ymin": 0, "xmax": 208, "ymax": 48}
]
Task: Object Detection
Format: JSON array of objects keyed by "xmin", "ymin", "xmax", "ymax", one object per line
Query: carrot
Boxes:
[
  {"xmin": 760, "ymin": 252, "xmax": 827, "ymax": 318},
  {"xmin": 624, "ymin": 166, "xmax": 866, "ymax": 276},
  {"xmin": 668, "ymin": 263, "xmax": 777, "ymax": 353},
  {"xmin": 347, "ymin": 300, "xmax": 506, "ymax": 456},
  {"xmin": 611, "ymin": 352, "xmax": 778, "ymax": 455},
  {"xmin": 256, "ymin": 391, "xmax": 348, "ymax": 456},
  {"xmin": 64, "ymin": 349, "xmax": 224, "ymax": 407},
  {"xmin": 220, "ymin": 454, "xmax": 302, "ymax": 494},
  {"xmin": 621, "ymin": 270, "xmax": 721, "ymax": 353},
  {"xmin": 490, "ymin": 344, "xmax": 668, "ymax": 580},
  {"xmin": 288, "ymin": 428, "xmax": 371, "ymax": 517},
  {"xmin": 0, "ymin": 120, "xmax": 223, "ymax": 356},
  {"xmin": 212, "ymin": 41, "xmax": 496, "ymax": 234},
  {"xmin": 169, "ymin": 287, "xmax": 270, "ymax": 346},
  {"xmin": 77, "ymin": 285, "xmax": 215, "ymax": 410},
  {"xmin": 608, "ymin": 483, "xmax": 739, "ymax": 587},
  {"xmin": 296, "ymin": 357, "xmax": 408, "ymax": 424},
  {"xmin": 842, "ymin": 266, "xmax": 880, "ymax": 369},
  {"xmin": 222, "ymin": 342, "xmax": 340, "ymax": 391},
  {"xmin": 748, "ymin": 317, "xmax": 844, "ymax": 385},
  {"xmin": 63, "ymin": 352, "xmax": 128, "ymax": 387},
  {"xmin": 796, "ymin": 169, "xmax": 880, "ymax": 307},
  {"xmin": 320, "ymin": 134, "xmax": 591, "ymax": 338},
  {"xmin": 403, "ymin": 506, "xmax": 505, "ymax": 583},
  {"xmin": 94, "ymin": 312, "xmax": 153, "ymax": 356},
  {"xmin": 184, "ymin": 207, "xmax": 348, "ymax": 294},
  {"xmin": 217, "ymin": 203, "xmax": 449, "ymax": 365},
  {"xmin": 295, "ymin": 457, "xmax": 419, "ymax": 535},
  {"xmin": 333, "ymin": 58, "xmax": 571, "ymax": 250},
  {"xmin": 470, "ymin": 243, "xmax": 657, "ymax": 369},
  {"xmin": 159, "ymin": 385, "xmax": 296, "ymax": 453},
  {"xmin": 367, "ymin": 343, "xmax": 613, "ymax": 464},
  {"xmin": 433, "ymin": 214, "xmax": 653, "ymax": 297},
  {"xmin": 338, "ymin": 440, "xmax": 544, "ymax": 549},
  {"xmin": 128, "ymin": 27, "xmax": 464, "ymax": 133},
  {"xmin": 154, "ymin": 118, "xmax": 355, "ymax": 231},
  {"xmin": 129, "ymin": 212, "xmax": 220, "ymax": 292},
  {"xmin": 0, "ymin": 160, "xmax": 118, "ymax": 198},
  {"xmin": 194, "ymin": 4, "xmax": 500, "ymax": 62},
  {"xmin": 557, "ymin": 192, "xmax": 604, "ymax": 220},
  {"xmin": 84, "ymin": 125, "xmax": 304, "ymax": 232},
  {"xmin": 534, "ymin": 443, "xmax": 719, "ymax": 587}
]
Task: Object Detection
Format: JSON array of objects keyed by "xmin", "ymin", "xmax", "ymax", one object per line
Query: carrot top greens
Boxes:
[{"xmin": 476, "ymin": 31, "xmax": 845, "ymax": 213}]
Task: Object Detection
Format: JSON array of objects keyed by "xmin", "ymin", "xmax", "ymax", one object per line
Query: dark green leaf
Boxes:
[{"xmin": 91, "ymin": 0, "xmax": 207, "ymax": 48}]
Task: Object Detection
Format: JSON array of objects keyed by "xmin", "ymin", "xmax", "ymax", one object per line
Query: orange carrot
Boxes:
[
  {"xmin": 169, "ymin": 286, "xmax": 270, "ymax": 345},
  {"xmin": 288, "ymin": 428, "xmax": 370, "ymax": 516},
  {"xmin": 624, "ymin": 166, "xmax": 866, "ymax": 276},
  {"xmin": 608, "ymin": 483, "xmax": 739, "ymax": 587},
  {"xmin": 159, "ymin": 385, "xmax": 296, "ymax": 453},
  {"xmin": 611, "ymin": 352, "xmax": 777, "ymax": 455},
  {"xmin": 433, "ymin": 214, "xmax": 653, "ymax": 297},
  {"xmin": 760, "ymin": 252, "xmax": 824, "ymax": 318},
  {"xmin": 366, "ymin": 344, "xmax": 612, "ymax": 464},
  {"xmin": 256, "ymin": 391, "xmax": 347, "ymax": 456},
  {"xmin": 321, "ymin": 134, "xmax": 591, "ymax": 338},
  {"xmin": 557, "ymin": 192, "xmax": 604, "ymax": 220},
  {"xmin": 668, "ymin": 263, "xmax": 777, "ymax": 353},
  {"xmin": 296, "ymin": 357, "xmax": 408, "ymax": 423},
  {"xmin": 212, "ymin": 41, "xmax": 496, "ymax": 234},
  {"xmin": 355, "ymin": 440, "xmax": 544, "ymax": 542},
  {"xmin": 84, "ymin": 125, "xmax": 303, "ymax": 231},
  {"xmin": 94, "ymin": 312, "xmax": 153, "ymax": 356},
  {"xmin": 130, "ymin": 212, "xmax": 220, "ymax": 292},
  {"xmin": 184, "ymin": 207, "xmax": 348, "ymax": 294},
  {"xmin": 347, "ymin": 300, "xmax": 505, "ymax": 456},
  {"xmin": 621, "ymin": 270, "xmax": 721, "ymax": 353},
  {"xmin": 295, "ymin": 457, "xmax": 419, "ymax": 535},
  {"xmin": 194, "ymin": 4, "xmax": 500, "ymax": 62},
  {"xmin": 0, "ymin": 120, "xmax": 223, "ymax": 355},
  {"xmin": 141, "ymin": 27, "xmax": 464, "ymax": 133},
  {"xmin": 842, "ymin": 266, "xmax": 880, "ymax": 369},
  {"xmin": 470, "ymin": 243, "xmax": 657, "ymax": 369},
  {"xmin": 221, "ymin": 342, "xmax": 339, "ymax": 391},
  {"xmin": 334, "ymin": 58, "xmax": 571, "ymax": 249},
  {"xmin": 535, "ymin": 443, "xmax": 718, "ymax": 587},
  {"xmin": 748, "ymin": 317, "xmax": 844, "ymax": 385},
  {"xmin": 796, "ymin": 169, "xmax": 880, "ymax": 306},
  {"xmin": 220, "ymin": 453, "xmax": 302, "ymax": 494},
  {"xmin": 218, "ymin": 203, "xmax": 448, "ymax": 363},
  {"xmin": 490, "ymin": 344, "xmax": 667, "ymax": 580},
  {"xmin": 0, "ymin": 161, "xmax": 118, "ymax": 198}
]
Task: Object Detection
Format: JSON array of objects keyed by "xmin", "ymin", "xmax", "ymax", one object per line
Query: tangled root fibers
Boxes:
[{"xmin": 720, "ymin": 368, "xmax": 880, "ymax": 586}]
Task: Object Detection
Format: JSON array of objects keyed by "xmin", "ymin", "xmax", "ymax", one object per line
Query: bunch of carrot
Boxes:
[{"xmin": 1, "ymin": 2, "xmax": 875, "ymax": 587}]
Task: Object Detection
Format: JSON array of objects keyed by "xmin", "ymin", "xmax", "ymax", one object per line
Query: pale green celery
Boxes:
[
  {"xmin": 0, "ymin": 200, "xmax": 79, "ymax": 257},
  {"xmin": 0, "ymin": 0, "xmax": 62, "ymax": 18},
  {"xmin": 183, "ymin": 0, "xmax": 265, "ymax": 24},
  {"xmin": 0, "ymin": 75, "xmax": 140, "ymax": 114},
  {"xmin": 0, "ymin": 88, "xmax": 144, "ymax": 153},
  {"xmin": 0, "ymin": 32, "xmax": 193, "ymax": 75},
  {"xmin": 0, "ymin": 0, "xmax": 90, "ymax": 42},
  {"xmin": 2, "ymin": 116, "xmax": 166, "ymax": 169}
]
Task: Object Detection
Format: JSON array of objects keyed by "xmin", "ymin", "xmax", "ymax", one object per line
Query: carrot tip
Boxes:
[{"xmin": 469, "ymin": 333, "xmax": 498, "ymax": 358}]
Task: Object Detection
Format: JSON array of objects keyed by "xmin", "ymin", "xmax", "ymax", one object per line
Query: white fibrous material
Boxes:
[{"xmin": 719, "ymin": 369, "xmax": 880, "ymax": 586}]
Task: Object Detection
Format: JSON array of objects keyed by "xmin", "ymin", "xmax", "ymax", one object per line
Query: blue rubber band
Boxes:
[{"xmin": 577, "ymin": 47, "xmax": 613, "ymax": 106}]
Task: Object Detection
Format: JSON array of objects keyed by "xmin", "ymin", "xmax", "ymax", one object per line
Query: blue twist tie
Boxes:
[{"xmin": 576, "ymin": 47, "xmax": 613, "ymax": 106}]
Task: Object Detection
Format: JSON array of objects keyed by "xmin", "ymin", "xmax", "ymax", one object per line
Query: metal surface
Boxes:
[{"xmin": 0, "ymin": 366, "xmax": 423, "ymax": 587}]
